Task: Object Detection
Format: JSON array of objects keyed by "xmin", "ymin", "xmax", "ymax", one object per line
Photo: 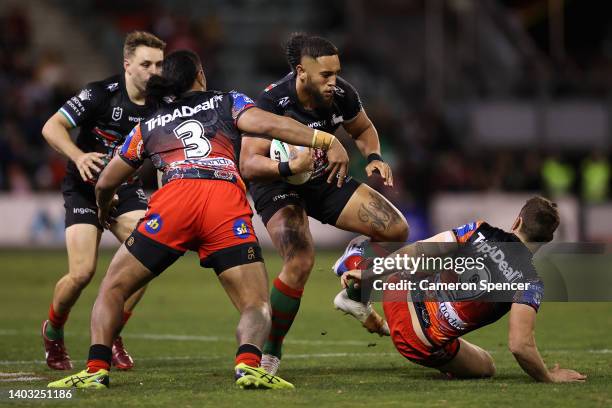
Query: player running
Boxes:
[
  {"xmin": 240, "ymin": 33, "xmax": 409, "ymax": 374},
  {"xmin": 337, "ymin": 197, "xmax": 587, "ymax": 382},
  {"xmin": 40, "ymin": 31, "xmax": 165, "ymax": 371},
  {"xmin": 47, "ymin": 49, "xmax": 348, "ymax": 390}
]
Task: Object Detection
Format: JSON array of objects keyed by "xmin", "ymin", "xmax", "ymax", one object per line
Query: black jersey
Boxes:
[
  {"xmin": 256, "ymin": 72, "xmax": 363, "ymax": 179},
  {"xmin": 58, "ymin": 74, "xmax": 152, "ymax": 184},
  {"xmin": 119, "ymin": 90, "xmax": 255, "ymax": 190}
]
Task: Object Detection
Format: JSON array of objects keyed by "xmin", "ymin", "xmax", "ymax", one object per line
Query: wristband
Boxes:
[
  {"xmin": 367, "ymin": 153, "xmax": 383, "ymax": 163},
  {"xmin": 279, "ymin": 161, "xmax": 293, "ymax": 177}
]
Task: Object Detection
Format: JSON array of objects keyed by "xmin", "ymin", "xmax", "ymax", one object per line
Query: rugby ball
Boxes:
[{"xmin": 270, "ymin": 139, "xmax": 312, "ymax": 185}]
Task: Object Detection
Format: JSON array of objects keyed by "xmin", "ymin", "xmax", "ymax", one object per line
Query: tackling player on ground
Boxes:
[
  {"xmin": 40, "ymin": 31, "xmax": 165, "ymax": 371},
  {"xmin": 338, "ymin": 197, "xmax": 587, "ymax": 382},
  {"xmin": 240, "ymin": 33, "xmax": 409, "ymax": 375},
  {"xmin": 47, "ymin": 50, "xmax": 348, "ymax": 390}
]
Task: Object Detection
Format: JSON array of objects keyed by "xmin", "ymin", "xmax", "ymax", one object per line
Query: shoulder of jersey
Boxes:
[
  {"xmin": 95, "ymin": 74, "xmax": 123, "ymax": 95},
  {"xmin": 333, "ymin": 76, "xmax": 353, "ymax": 98}
]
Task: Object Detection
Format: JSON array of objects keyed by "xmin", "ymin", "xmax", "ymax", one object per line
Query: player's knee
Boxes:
[
  {"xmin": 369, "ymin": 218, "xmax": 409, "ymax": 242},
  {"xmin": 284, "ymin": 251, "xmax": 315, "ymax": 282},
  {"xmin": 67, "ymin": 264, "xmax": 95, "ymax": 289},
  {"xmin": 481, "ymin": 351, "xmax": 496, "ymax": 377}
]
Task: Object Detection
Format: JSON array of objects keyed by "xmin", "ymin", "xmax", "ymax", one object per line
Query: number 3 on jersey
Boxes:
[{"xmin": 173, "ymin": 120, "xmax": 211, "ymax": 159}]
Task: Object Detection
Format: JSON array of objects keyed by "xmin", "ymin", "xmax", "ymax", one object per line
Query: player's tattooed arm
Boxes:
[{"xmin": 358, "ymin": 192, "xmax": 403, "ymax": 234}]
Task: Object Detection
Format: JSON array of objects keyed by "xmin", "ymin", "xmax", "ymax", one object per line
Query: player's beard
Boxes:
[{"xmin": 304, "ymin": 80, "xmax": 333, "ymax": 111}]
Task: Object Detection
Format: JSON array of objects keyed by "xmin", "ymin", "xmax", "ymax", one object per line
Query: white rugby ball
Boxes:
[{"xmin": 270, "ymin": 139, "xmax": 312, "ymax": 185}]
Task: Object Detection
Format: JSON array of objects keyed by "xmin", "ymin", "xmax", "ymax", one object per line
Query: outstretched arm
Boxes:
[
  {"xmin": 95, "ymin": 156, "xmax": 138, "ymax": 228},
  {"xmin": 508, "ymin": 303, "xmax": 586, "ymax": 383}
]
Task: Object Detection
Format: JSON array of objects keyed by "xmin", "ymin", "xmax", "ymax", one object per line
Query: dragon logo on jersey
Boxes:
[
  {"xmin": 145, "ymin": 214, "xmax": 163, "ymax": 234},
  {"xmin": 78, "ymin": 89, "xmax": 92, "ymax": 101},
  {"xmin": 112, "ymin": 107, "xmax": 123, "ymax": 121},
  {"xmin": 233, "ymin": 219, "xmax": 250, "ymax": 239}
]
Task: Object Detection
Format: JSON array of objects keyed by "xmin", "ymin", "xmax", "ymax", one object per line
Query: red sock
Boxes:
[
  {"xmin": 121, "ymin": 311, "xmax": 132, "ymax": 327},
  {"xmin": 235, "ymin": 344, "xmax": 262, "ymax": 367},
  {"xmin": 87, "ymin": 359, "xmax": 110, "ymax": 373},
  {"xmin": 48, "ymin": 304, "xmax": 69, "ymax": 329}
]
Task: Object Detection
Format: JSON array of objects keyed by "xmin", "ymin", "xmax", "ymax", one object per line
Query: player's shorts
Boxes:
[
  {"xmin": 125, "ymin": 179, "xmax": 263, "ymax": 276},
  {"xmin": 250, "ymin": 175, "xmax": 361, "ymax": 226},
  {"xmin": 383, "ymin": 288, "xmax": 460, "ymax": 368},
  {"xmin": 61, "ymin": 175, "xmax": 147, "ymax": 229}
]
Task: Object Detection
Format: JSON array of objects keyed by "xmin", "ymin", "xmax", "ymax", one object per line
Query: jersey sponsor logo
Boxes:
[
  {"xmin": 472, "ymin": 240, "xmax": 524, "ymax": 282},
  {"xmin": 438, "ymin": 302, "xmax": 468, "ymax": 330},
  {"xmin": 331, "ymin": 114, "xmax": 344, "ymax": 125},
  {"xmin": 307, "ymin": 120, "xmax": 327, "ymax": 128},
  {"xmin": 278, "ymin": 96, "xmax": 290, "ymax": 107},
  {"xmin": 78, "ymin": 88, "xmax": 92, "ymax": 101},
  {"xmin": 106, "ymin": 82, "xmax": 119, "ymax": 92},
  {"xmin": 128, "ymin": 115, "xmax": 143, "ymax": 123},
  {"xmin": 233, "ymin": 218, "xmax": 250, "ymax": 239},
  {"xmin": 73, "ymin": 207, "xmax": 96, "ymax": 215},
  {"xmin": 272, "ymin": 192, "xmax": 300, "ymax": 202},
  {"xmin": 144, "ymin": 213, "xmax": 163, "ymax": 234},
  {"xmin": 112, "ymin": 107, "xmax": 123, "ymax": 121},
  {"xmin": 145, "ymin": 95, "xmax": 224, "ymax": 131}
]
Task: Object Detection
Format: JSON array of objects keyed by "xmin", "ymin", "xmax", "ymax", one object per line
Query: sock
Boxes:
[
  {"xmin": 118, "ymin": 311, "xmax": 132, "ymax": 334},
  {"xmin": 87, "ymin": 344, "xmax": 112, "ymax": 373},
  {"xmin": 346, "ymin": 281, "xmax": 363, "ymax": 302},
  {"xmin": 46, "ymin": 304, "xmax": 69, "ymax": 340},
  {"xmin": 263, "ymin": 277, "xmax": 303, "ymax": 358},
  {"xmin": 235, "ymin": 343, "xmax": 262, "ymax": 368}
]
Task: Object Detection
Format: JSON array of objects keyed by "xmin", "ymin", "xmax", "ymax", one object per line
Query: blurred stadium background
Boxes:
[{"xmin": 1, "ymin": 0, "xmax": 612, "ymax": 248}]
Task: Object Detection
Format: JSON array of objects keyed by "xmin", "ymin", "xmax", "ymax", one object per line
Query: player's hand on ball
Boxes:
[
  {"xmin": 549, "ymin": 364, "xmax": 587, "ymax": 383},
  {"xmin": 366, "ymin": 160, "xmax": 393, "ymax": 187},
  {"xmin": 75, "ymin": 152, "xmax": 107, "ymax": 182},
  {"xmin": 326, "ymin": 140, "xmax": 349, "ymax": 188},
  {"xmin": 288, "ymin": 146, "xmax": 314, "ymax": 174},
  {"xmin": 341, "ymin": 269, "xmax": 363, "ymax": 289},
  {"xmin": 97, "ymin": 195, "xmax": 118, "ymax": 229}
]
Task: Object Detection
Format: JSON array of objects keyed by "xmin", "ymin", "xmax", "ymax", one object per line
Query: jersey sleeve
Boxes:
[
  {"xmin": 512, "ymin": 279, "xmax": 544, "ymax": 312},
  {"xmin": 58, "ymin": 82, "xmax": 107, "ymax": 128},
  {"xmin": 452, "ymin": 221, "xmax": 484, "ymax": 243},
  {"xmin": 230, "ymin": 91, "xmax": 256, "ymax": 124},
  {"xmin": 336, "ymin": 77, "xmax": 363, "ymax": 122},
  {"xmin": 255, "ymin": 89, "xmax": 282, "ymax": 115},
  {"xmin": 119, "ymin": 124, "xmax": 145, "ymax": 168}
]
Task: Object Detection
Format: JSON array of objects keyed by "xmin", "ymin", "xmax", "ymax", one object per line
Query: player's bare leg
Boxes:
[
  {"xmin": 335, "ymin": 184, "xmax": 408, "ymax": 242},
  {"xmin": 218, "ymin": 262, "xmax": 271, "ymax": 353},
  {"xmin": 437, "ymin": 338, "xmax": 496, "ymax": 379},
  {"xmin": 332, "ymin": 184, "xmax": 407, "ymax": 336},
  {"xmin": 219, "ymin": 261, "xmax": 294, "ymax": 389},
  {"xmin": 261, "ymin": 205, "xmax": 315, "ymax": 374},
  {"xmin": 107, "ymin": 209, "xmax": 147, "ymax": 370},
  {"xmin": 43, "ymin": 224, "xmax": 101, "ymax": 370}
]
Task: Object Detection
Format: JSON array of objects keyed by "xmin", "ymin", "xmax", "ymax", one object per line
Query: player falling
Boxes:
[
  {"xmin": 47, "ymin": 50, "xmax": 348, "ymax": 390},
  {"xmin": 337, "ymin": 197, "xmax": 586, "ymax": 382},
  {"xmin": 240, "ymin": 33, "xmax": 409, "ymax": 375},
  {"xmin": 40, "ymin": 31, "xmax": 165, "ymax": 371}
]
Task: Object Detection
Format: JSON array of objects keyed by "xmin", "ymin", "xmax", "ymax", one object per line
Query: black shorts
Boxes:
[
  {"xmin": 250, "ymin": 175, "xmax": 361, "ymax": 226},
  {"xmin": 61, "ymin": 176, "xmax": 148, "ymax": 229}
]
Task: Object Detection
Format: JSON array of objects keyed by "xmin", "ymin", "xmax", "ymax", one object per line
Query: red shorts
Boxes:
[
  {"xmin": 129, "ymin": 179, "xmax": 261, "ymax": 274},
  {"xmin": 383, "ymin": 288, "xmax": 460, "ymax": 368}
]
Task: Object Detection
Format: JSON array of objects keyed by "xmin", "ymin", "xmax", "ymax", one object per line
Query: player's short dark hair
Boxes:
[
  {"xmin": 145, "ymin": 50, "xmax": 201, "ymax": 106},
  {"xmin": 285, "ymin": 33, "xmax": 338, "ymax": 71},
  {"xmin": 518, "ymin": 196, "xmax": 560, "ymax": 242},
  {"xmin": 124, "ymin": 31, "xmax": 166, "ymax": 59}
]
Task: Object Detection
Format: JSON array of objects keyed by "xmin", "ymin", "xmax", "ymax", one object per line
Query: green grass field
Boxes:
[{"xmin": 0, "ymin": 249, "xmax": 610, "ymax": 407}]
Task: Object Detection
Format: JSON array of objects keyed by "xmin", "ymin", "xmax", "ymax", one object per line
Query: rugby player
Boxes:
[
  {"xmin": 337, "ymin": 197, "xmax": 587, "ymax": 382},
  {"xmin": 48, "ymin": 50, "xmax": 348, "ymax": 390},
  {"xmin": 40, "ymin": 31, "xmax": 165, "ymax": 371},
  {"xmin": 240, "ymin": 33, "xmax": 409, "ymax": 374}
]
